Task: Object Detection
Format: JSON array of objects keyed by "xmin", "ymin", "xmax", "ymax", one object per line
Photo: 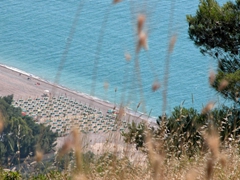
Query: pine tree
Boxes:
[{"xmin": 187, "ymin": 0, "xmax": 240, "ymax": 104}]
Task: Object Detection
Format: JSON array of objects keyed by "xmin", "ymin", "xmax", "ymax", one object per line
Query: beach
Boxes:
[
  {"xmin": 0, "ymin": 63, "xmax": 160, "ymax": 156},
  {"xmin": 0, "ymin": 64, "xmax": 114, "ymax": 114},
  {"xmin": 0, "ymin": 64, "xmax": 155, "ymax": 120}
]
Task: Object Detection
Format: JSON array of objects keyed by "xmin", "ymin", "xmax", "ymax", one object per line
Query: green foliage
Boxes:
[
  {"xmin": 30, "ymin": 171, "xmax": 68, "ymax": 180},
  {"xmin": 23, "ymin": 116, "xmax": 58, "ymax": 154},
  {"xmin": 164, "ymin": 107, "xmax": 206, "ymax": 156},
  {"xmin": 55, "ymin": 150, "xmax": 95, "ymax": 175},
  {"xmin": 121, "ymin": 121, "xmax": 146, "ymax": 150},
  {"xmin": 55, "ymin": 150, "xmax": 74, "ymax": 171},
  {"xmin": 187, "ymin": 0, "xmax": 240, "ymax": 55},
  {"xmin": 2, "ymin": 170, "xmax": 21, "ymax": 180},
  {"xmin": 187, "ymin": 0, "xmax": 240, "ymax": 103},
  {"xmin": 82, "ymin": 151, "xmax": 95, "ymax": 172},
  {"xmin": 0, "ymin": 95, "xmax": 58, "ymax": 167},
  {"xmin": 213, "ymin": 70, "xmax": 240, "ymax": 102},
  {"xmin": 0, "ymin": 95, "xmax": 22, "ymax": 122},
  {"xmin": 211, "ymin": 105, "xmax": 240, "ymax": 141},
  {"xmin": 0, "ymin": 168, "xmax": 70, "ymax": 180},
  {"xmin": 95, "ymin": 153, "xmax": 133, "ymax": 178},
  {"xmin": 122, "ymin": 105, "xmax": 240, "ymax": 157}
]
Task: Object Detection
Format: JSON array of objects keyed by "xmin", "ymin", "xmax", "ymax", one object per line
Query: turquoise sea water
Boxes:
[{"xmin": 0, "ymin": 0, "xmax": 229, "ymax": 117}]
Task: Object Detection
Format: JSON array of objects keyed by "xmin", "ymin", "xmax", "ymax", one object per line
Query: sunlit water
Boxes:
[{"xmin": 0, "ymin": 0, "xmax": 229, "ymax": 117}]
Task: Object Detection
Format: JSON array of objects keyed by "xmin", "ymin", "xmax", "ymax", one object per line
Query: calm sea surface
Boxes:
[{"xmin": 0, "ymin": 0, "xmax": 229, "ymax": 117}]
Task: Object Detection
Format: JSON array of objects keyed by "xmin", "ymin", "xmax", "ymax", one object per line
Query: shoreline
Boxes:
[{"xmin": 0, "ymin": 63, "xmax": 157, "ymax": 124}]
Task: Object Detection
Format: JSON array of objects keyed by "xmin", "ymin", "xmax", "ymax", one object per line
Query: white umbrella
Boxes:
[{"xmin": 44, "ymin": 90, "xmax": 49, "ymax": 93}]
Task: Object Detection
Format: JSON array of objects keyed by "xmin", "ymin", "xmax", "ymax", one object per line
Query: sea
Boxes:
[{"xmin": 0, "ymin": 0, "xmax": 230, "ymax": 118}]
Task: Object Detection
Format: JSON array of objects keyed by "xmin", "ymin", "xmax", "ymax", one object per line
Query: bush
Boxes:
[{"xmin": 122, "ymin": 105, "xmax": 240, "ymax": 157}]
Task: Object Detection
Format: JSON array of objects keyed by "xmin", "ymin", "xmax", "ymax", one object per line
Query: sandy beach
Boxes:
[
  {"xmin": 0, "ymin": 64, "xmax": 156, "ymax": 122},
  {"xmin": 0, "ymin": 64, "xmax": 115, "ymax": 115},
  {"xmin": 0, "ymin": 65, "xmax": 158, "ymax": 158}
]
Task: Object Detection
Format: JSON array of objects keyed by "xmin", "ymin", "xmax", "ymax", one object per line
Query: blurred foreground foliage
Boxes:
[
  {"xmin": 187, "ymin": 0, "xmax": 240, "ymax": 104},
  {"xmin": 0, "ymin": 95, "xmax": 58, "ymax": 167},
  {"xmin": 122, "ymin": 105, "xmax": 240, "ymax": 157},
  {"xmin": 0, "ymin": 168, "xmax": 69, "ymax": 180}
]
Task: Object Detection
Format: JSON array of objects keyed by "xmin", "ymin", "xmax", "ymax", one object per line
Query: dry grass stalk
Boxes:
[
  {"xmin": 209, "ymin": 70, "xmax": 216, "ymax": 86},
  {"xmin": 137, "ymin": 31, "xmax": 148, "ymax": 52},
  {"xmin": 206, "ymin": 158, "xmax": 214, "ymax": 180},
  {"xmin": 206, "ymin": 132, "xmax": 220, "ymax": 158},
  {"xmin": 73, "ymin": 174, "xmax": 88, "ymax": 180},
  {"xmin": 168, "ymin": 34, "xmax": 177, "ymax": 53},
  {"xmin": 218, "ymin": 154, "xmax": 227, "ymax": 168},
  {"xmin": 137, "ymin": 14, "xmax": 146, "ymax": 35},
  {"xmin": 0, "ymin": 111, "xmax": 4, "ymax": 133},
  {"xmin": 152, "ymin": 81, "xmax": 161, "ymax": 92},
  {"xmin": 204, "ymin": 130, "xmax": 224, "ymax": 180},
  {"xmin": 146, "ymin": 131, "xmax": 165, "ymax": 180},
  {"xmin": 201, "ymin": 102, "xmax": 214, "ymax": 114},
  {"xmin": 113, "ymin": 0, "xmax": 122, "ymax": 4},
  {"xmin": 124, "ymin": 52, "xmax": 131, "ymax": 61},
  {"xmin": 58, "ymin": 127, "xmax": 82, "ymax": 157},
  {"xmin": 0, "ymin": 121, "xmax": 3, "ymax": 133},
  {"xmin": 71, "ymin": 128, "xmax": 82, "ymax": 169},
  {"xmin": 118, "ymin": 106, "xmax": 126, "ymax": 119},
  {"xmin": 186, "ymin": 168, "xmax": 197, "ymax": 180},
  {"xmin": 162, "ymin": 34, "xmax": 178, "ymax": 113},
  {"xmin": 218, "ymin": 79, "xmax": 229, "ymax": 91},
  {"xmin": 136, "ymin": 14, "xmax": 148, "ymax": 52},
  {"xmin": 35, "ymin": 150, "xmax": 43, "ymax": 162},
  {"xmin": 58, "ymin": 139, "xmax": 72, "ymax": 157}
]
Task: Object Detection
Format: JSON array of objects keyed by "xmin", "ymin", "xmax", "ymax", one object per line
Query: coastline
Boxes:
[{"xmin": 0, "ymin": 63, "xmax": 157, "ymax": 124}]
